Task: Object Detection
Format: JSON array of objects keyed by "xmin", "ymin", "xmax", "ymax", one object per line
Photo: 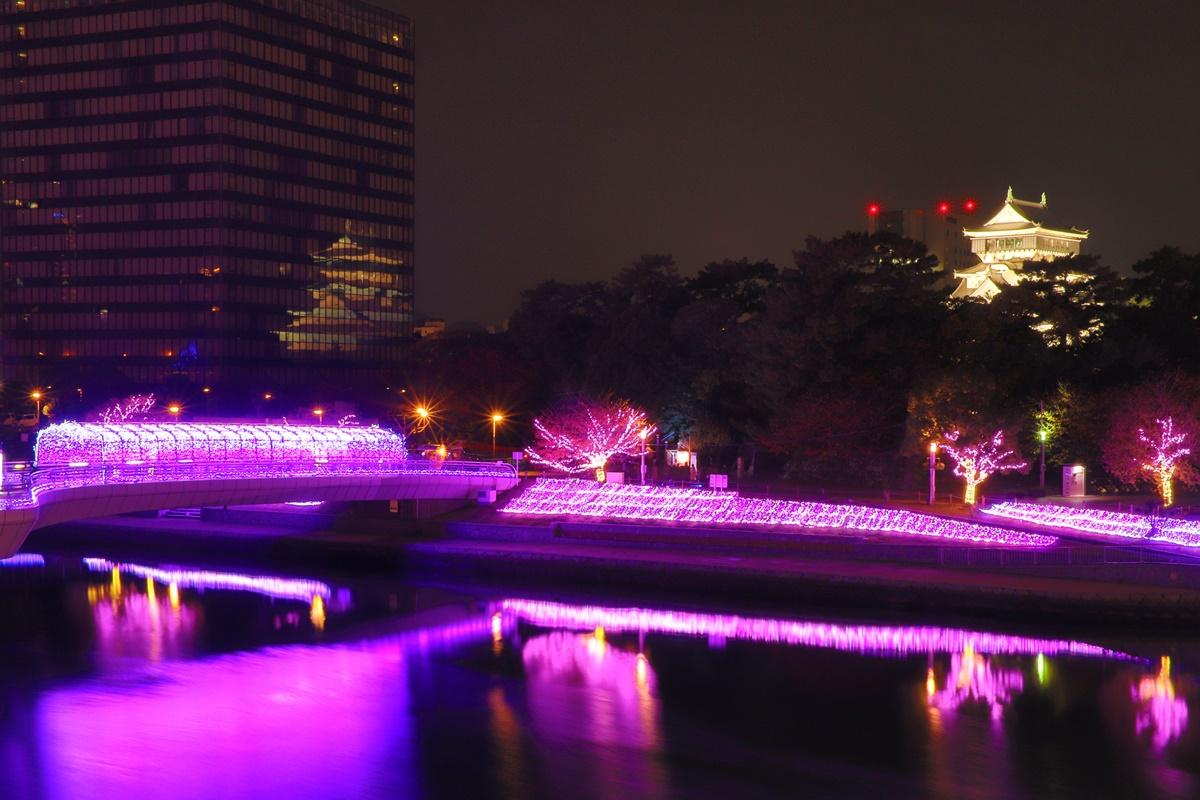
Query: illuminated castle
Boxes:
[
  {"xmin": 950, "ymin": 188, "xmax": 1089, "ymax": 300},
  {"xmin": 275, "ymin": 230, "xmax": 410, "ymax": 356}
]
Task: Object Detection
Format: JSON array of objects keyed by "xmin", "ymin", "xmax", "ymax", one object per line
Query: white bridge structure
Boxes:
[{"xmin": 0, "ymin": 421, "xmax": 518, "ymax": 558}]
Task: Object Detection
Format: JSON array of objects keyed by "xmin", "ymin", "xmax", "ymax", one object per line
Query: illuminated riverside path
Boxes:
[{"xmin": 0, "ymin": 421, "xmax": 517, "ymax": 558}]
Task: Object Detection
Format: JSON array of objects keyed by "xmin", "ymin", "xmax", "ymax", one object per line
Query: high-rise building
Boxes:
[
  {"xmin": 0, "ymin": 0, "xmax": 414, "ymax": 404},
  {"xmin": 866, "ymin": 201, "xmax": 979, "ymax": 273}
]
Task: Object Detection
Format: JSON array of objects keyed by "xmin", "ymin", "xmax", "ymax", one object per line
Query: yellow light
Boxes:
[
  {"xmin": 491, "ymin": 412, "xmax": 504, "ymax": 424},
  {"xmin": 310, "ymin": 595, "xmax": 326, "ymax": 631},
  {"xmin": 435, "ymin": 444, "xmax": 447, "ymax": 458},
  {"xmin": 416, "ymin": 406, "xmax": 430, "ymax": 419},
  {"xmin": 593, "ymin": 625, "xmax": 605, "ymax": 644},
  {"xmin": 167, "ymin": 404, "xmax": 181, "ymax": 415},
  {"xmin": 168, "ymin": 582, "xmax": 180, "ymax": 610},
  {"xmin": 929, "ymin": 442, "xmax": 938, "ymax": 456},
  {"xmin": 30, "ymin": 390, "xmax": 42, "ymax": 401},
  {"xmin": 491, "ymin": 612, "xmax": 503, "ymax": 641},
  {"xmin": 313, "ymin": 407, "xmax": 324, "ymax": 417},
  {"xmin": 926, "ymin": 667, "xmax": 937, "ymax": 699},
  {"xmin": 263, "ymin": 392, "xmax": 273, "ymax": 400},
  {"xmin": 201, "ymin": 386, "xmax": 211, "ymax": 394}
]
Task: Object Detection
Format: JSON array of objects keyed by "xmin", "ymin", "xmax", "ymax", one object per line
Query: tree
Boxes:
[
  {"xmin": 526, "ymin": 396, "xmax": 655, "ymax": 476},
  {"xmin": 940, "ymin": 429, "xmax": 1027, "ymax": 505},
  {"xmin": 1138, "ymin": 418, "xmax": 1192, "ymax": 507},
  {"xmin": 1102, "ymin": 378, "xmax": 1200, "ymax": 506}
]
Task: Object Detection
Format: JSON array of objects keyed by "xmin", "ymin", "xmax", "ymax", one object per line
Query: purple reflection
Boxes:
[
  {"xmin": 83, "ymin": 558, "xmax": 335, "ymax": 603},
  {"xmin": 1133, "ymin": 656, "xmax": 1189, "ymax": 749},
  {"xmin": 0, "ymin": 553, "xmax": 44, "ymax": 567},
  {"xmin": 927, "ymin": 644, "xmax": 1024, "ymax": 721},
  {"xmin": 494, "ymin": 599, "xmax": 1130, "ymax": 660},
  {"xmin": 522, "ymin": 630, "xmax": 663, "ymax": 778},
  {"xmin": 34, "ymin": 614, "xmax": 492, "ymax": 799}
]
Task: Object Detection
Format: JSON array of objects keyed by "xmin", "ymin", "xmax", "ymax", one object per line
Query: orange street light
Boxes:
[
  {"xmin": 490, "ymin": 411, "xmax": 506, "ymax": 458},
  {"xmin": 167, "ymin": 403, "xmax": 182, "ymax": 416},
  {"xmin": 313, "ymin": 407, "xmax": 325, "ymax": 424},
  {"xmin": 30, "ymin": 389, "xmax": 43, "ymax": 424}
]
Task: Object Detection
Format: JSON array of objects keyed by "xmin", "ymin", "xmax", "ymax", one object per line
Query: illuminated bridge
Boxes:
[{"xmin": 0, "ymin": 421, "xmax": 518, "ymax": 558}]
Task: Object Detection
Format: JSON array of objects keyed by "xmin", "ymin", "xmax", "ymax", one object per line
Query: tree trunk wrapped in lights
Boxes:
[
  {"xmin": 526, "ymin": 397, "xmax": 655, "ymax": 477},
  {"xmin": 1138, "ymin": 417, "xmax": 1191, "ymax": 508},
  {"xmin": 940, "ymin": 429, "xmax": 1027, "ymax": 505}
]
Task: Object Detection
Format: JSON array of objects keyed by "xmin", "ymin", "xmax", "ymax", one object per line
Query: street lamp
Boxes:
[
  {"xmin": 1037, "ymin": 429, "xmax": 1047, "ymax": 491},
  {"xmin": 313, "ymin": 407, "xmax": 325, "ymax": 424},
  {"xmin": 490, "ymin": 412, "xmax": 505, "ymax": 458},
  {"xmin": 30, "ymin": 390, "xmax": 42, "ymax": 425},
  {"xmin": 167, "ymin": 403, "xmax": 182, "ymax": 417},
  {"xmin": 928, "ymin": 442, "xmax": 937, "ymax": 505},
  {"xmin": 639, "ymin": 428, "xmax": 651, "ymax": 485}
]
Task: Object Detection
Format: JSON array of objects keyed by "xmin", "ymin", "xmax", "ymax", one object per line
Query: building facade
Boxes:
[
  {"xmin": 951, "ymin": 188, "xmax": 1088, "ymax": 301},
  {"xmin": 0, "ymin": 0, "xmax": 414, "ymax": 403},
  {"xmin": 867, "ymin": 204, "xmax": 978, "ymax": 274}
]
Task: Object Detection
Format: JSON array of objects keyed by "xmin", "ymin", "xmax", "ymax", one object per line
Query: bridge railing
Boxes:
[{"xmin": 0, "ymin": 457, "xmax": 516, "ymax": 510}]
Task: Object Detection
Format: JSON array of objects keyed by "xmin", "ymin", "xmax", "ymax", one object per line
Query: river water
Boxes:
[{"xmin": 1, "ymin": 552, "xmax": 1198, "ymax": 799}]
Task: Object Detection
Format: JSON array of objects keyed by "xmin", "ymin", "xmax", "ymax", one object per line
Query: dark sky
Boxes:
[{"xmin": 384, "ymin": 0, "xmax": 1200, "ymax": 327}]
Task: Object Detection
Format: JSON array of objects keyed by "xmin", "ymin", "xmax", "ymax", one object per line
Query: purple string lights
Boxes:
[
  {"xmin": 493, "ymin": 598, "xmax": 1127, "ymax": 660},
  {"xmin": 501, "ymin": 478, "xmax": 1058, "ymax": 546},
  {"xmin": 83, "ymin": 558, "xmax": 333, "ymax": 603},
  {"xmin": 981, "ymin": 501, "xmax": 1200, "ymax": 548},
  {"xmin": 35, "ymin": 421, "xmax": 409, "ymax": 467}
]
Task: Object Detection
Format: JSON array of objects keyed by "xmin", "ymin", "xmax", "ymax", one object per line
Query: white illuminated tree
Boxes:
[
  {"xmin": 526, "ymin": 397, "xmax": 656, "ymax": 478},
  {"xmin": 941, "ymin": 429, "xmax": 1027, "ymax": 505},
  {"xmin": 1138, "ymin": 417, "xmax": 1191, "ymax": 508}
]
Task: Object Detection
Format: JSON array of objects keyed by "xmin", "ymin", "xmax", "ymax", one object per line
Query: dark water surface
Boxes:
[{"xmin": 1, "ymin": 552, "xmax": 1198, "ymax": 800}]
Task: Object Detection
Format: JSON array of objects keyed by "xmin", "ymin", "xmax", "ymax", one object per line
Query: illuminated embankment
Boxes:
[
  {"xmin": 982, "ymin": 501, "xmax": 1200, "ymax": 548},
  {"xmin": 501, "ymin": 478, "xmax": 1057, "ymax": 547}
]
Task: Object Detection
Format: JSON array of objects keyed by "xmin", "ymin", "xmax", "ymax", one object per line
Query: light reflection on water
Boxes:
[{"xmin": 1, "ymin": 558, "xmax": 1199, "ymax": 798}]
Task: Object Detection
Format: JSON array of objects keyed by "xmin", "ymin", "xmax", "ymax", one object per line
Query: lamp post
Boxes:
[
  {"xmin": 490, "ymin": 412, "xmax": 504, "ymax": 458},
  {"xmin": 928, "ymin": 442, "xmax": 937, "ymax": 505},
  {"xmin": 1038, "ymin": 429, "xmax": 1047, "ymax": 491},
  {"xmin": 313, "ymin": 407, "xmax": 325, "ymax": 425},
  {"xmin": 639, "ymin": 428, "xmax": 650, "ymax": 484},
  {"xmin": 30, "ymin": 390, "xmax": 42, "ymax": 425},
  {"xmin": 167, "ymin": 403, "xmax": 182, "ymax": 418}
]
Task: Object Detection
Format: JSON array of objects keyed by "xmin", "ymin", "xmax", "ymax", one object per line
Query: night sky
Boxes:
[{"xmin": 387, "ymin": 0, "xmax": 1200, "ymax": 327}]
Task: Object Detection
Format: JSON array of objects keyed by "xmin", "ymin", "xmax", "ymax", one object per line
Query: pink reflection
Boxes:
[
  {"xmin": 494, "ymin": 598, "xmax": 1129, "ymax": 660},
  {"xmin": 1133, "ymin": 656, "xmax": 1189, "ymax": 749},
  {"xmin": 83, "ymin": 558, "xmax": 335, "ymax": 603},
  {"xmin": 87, "ymin": 573, "xmax": 199, "ymax": 665},
  {"xmin": 927, "ymin": 644, "xmax": 1024, "ymax": 721},
  {"xmin": 501, "ymin": 478, "xmax": 1056, "ymax": 546},
  {"xmin": 523, "ymin": 630, "xmax": 661, "ymax": 752},
  {"xmin": 36, "ymin": 614, "xmax": 492, "ymax": 798}
]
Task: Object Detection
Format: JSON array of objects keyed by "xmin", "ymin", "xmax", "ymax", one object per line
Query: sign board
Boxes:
[
  {"xmin": 1062, "ymin": 465, "xmax": 1086, "ymax": 497},
  {"xmin": 709, "ymin": 473, "xmax": 729, "ymax": 490}
]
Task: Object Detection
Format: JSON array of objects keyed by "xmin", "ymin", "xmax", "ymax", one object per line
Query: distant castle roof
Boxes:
[{"xmin": 963, "ymin": 188, "xmax": 1088, "ymax": 239}]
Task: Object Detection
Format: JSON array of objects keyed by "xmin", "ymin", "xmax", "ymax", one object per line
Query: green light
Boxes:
[
  {"xmin": 1036, "ymin": 652, "xmax": 1047, "ymax": 684},
  {"xmin": 1037, "ymin": 430, "xmax": 1047, "ymax": 443}
]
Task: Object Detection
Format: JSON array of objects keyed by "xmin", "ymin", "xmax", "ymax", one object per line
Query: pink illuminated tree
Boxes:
[
  {"xmin": 1102, "ymin": 379, "xmax": 1200, "ymax": 507},
  {"xmin": 940, "ymin": 429, "xmax": 1027, "ymax": 505},
  {"xmin": 1137, "ymin": 417, "xmax": 1192, "ymax": 507},
  {"xmin": 526, "ymin": 397, "xmax": 655, "ymax": 477}
]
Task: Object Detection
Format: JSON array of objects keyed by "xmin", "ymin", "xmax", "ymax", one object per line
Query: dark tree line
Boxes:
[{"xmin": 404, "ymin": 236, "xmax": 1200, "ymax": 491}]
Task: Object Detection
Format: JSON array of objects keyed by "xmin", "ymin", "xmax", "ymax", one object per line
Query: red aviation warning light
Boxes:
[
  {"xmin": 936, "ymin": 201, "xmax": 951, "ymax": 215},
  {"xmin": 867, "ymin": 202, "xmax": 881, "ymax": 217},
  {"xmin": 963, "ymin": 198, "xmax": 978, "ymax": 213}
]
